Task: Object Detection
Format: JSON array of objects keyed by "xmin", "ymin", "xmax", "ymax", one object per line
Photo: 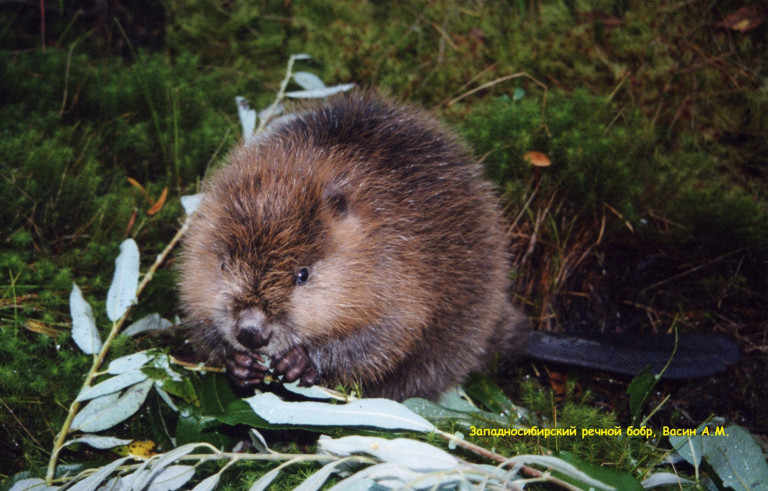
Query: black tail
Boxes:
[{"xmin": 524, "ymin": 331, "xmax": 740, "ymax": 379}]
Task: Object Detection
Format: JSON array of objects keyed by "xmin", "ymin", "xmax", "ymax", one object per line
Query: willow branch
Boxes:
[{"xmin": 45, "ymin": 214, "xmax": 192, "ymax": 484}]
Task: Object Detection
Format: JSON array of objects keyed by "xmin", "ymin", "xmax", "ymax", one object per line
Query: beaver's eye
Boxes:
[{"xmin": 295, "ymin": 267, "xmax": 310, "ymax": 286}]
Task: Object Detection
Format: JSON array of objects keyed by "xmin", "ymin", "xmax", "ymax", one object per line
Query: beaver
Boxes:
[
  {"xmin": 178, "ymin": 92, "xmax": 738, "ymax": 401},
  {"xmin": 178, "ymin": 92, "xmax": 529, "ymax": 401}
]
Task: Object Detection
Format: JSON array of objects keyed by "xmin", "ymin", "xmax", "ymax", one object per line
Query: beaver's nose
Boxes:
[{"xmin": 235, "ymin": 307, "xmax": 271, "ymax": 349}]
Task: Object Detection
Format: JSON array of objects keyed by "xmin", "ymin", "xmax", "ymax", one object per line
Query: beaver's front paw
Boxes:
[
  {"xmin": 225, "ymin": 349, "xmax": 269, "ymax": 388},
  {"xmin": 272, "ymin": 345, "xmax": 319, "ymax": 387}
]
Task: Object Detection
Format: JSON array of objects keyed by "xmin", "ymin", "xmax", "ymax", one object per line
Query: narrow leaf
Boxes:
[
  {"xmin": 122, "ymin": 444, "xmax": 199, "ymax": 491},
  {"xmin": 236, "ymin": 96, "xmax": 257, "ymax": 141},
  {"xmin": 126, "ymin": 177, "xmax": 148, "ymax": 196},
  {"xmin": 404, "ymin": 397, "xmax": 509, "ymax": 428},
  {"xmin": 76, "ymin": 370, "xmax": 149, "ymax": 402},
  {"xmin": 147, "ymin": 465, "xmax": 195, "ymax": 491},
  {"xmin": 246, "ymin": 393, "xmax": 434, "ymax": 432},
  {"xmin": 107, "ymin": 350, "xmax": 153, "ymax": 374},
  {"xmin": 121, "ymin": 469, "xmax": 153, "ymax": 491},
  {"xmin": 327, "ymin": 477, "xmax": 377, "ymax": 491},
  {"xmin": 293, "ymin": 71, "xmax": 326, "ymax": 91},
  {"xmin": 155, "ymin": 387, "xmax": 180, "ymax": 412},
  {"xmin": 463, "ymin": 372, "xmax": 516, "ymax": 415},
  {"xmin": 122, "ymin": 314, "xmax": 173, "ymax": 337},
  {"xmin": 329, "ymin": 462, "xmax": 443, "ymax": 490},
  {"xmin": 402, "ymin": 398, "xmax": 474, "ymax": 427},
  {"xmin": 191, "ymin": 473, "xmax": 220, "ymax": 491},
  {"xmin": 67, "ymin": 456, "xmax": 131, "ymax": 491},
  {"xmin": 63, "ymin": 435, "xmax": 132, "ymax": 450},
  {"xmin": 146, "ymin": 187, "xmax": 168, "ymax": 215},
  {"xmin": 285, "ymin": 84, "xmax": 356, "ymax": 99},
  {"xmin": 70, "ymin": 283, "xmax": 101, "ymax": 355},
  {"xmin": 8, "ymin": 478, "xmax": 55, "ymax": 491},
  {"xmin": 106, "ymin": 239, "xmax": 140, "ymax": 322},
  {"xmin": 149, "ymin": 443, "xmax": 200, "ymax": 474},
  {"xmin": 282, "ymin": 380, "xmax": 335, "ymax": 400},
  {"xmin": 248, "ymin": 466, "xmax": 281, "ymax": 491},
  {"xmin": 641, "ymin": 472, "xmax": 693, "ymax": 488},
  {"xmin": 294, "ymin": 459, "xmax": 349, "ymax": 491},
  {"xmin": 318, "ymin": 436, "xmax": 457, "ymax": 472},
  {"xmin": 71, "ymin": 392, "xmax": 120, "ymax": 431},
  {"xmin": 249, "ymin": 429, "xmax": 270, "ymax": 454},
  {"xmin": 628, "ymin": 370, "xmax": 657, "ymax": 425},
  {"xmin": 72, "ymin": 378, "xmax": 153, "ymax": 432}
]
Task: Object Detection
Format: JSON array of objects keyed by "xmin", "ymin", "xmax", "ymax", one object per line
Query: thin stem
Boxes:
[
  {"xmin": 434, "ymin": 429, "xmax": 583, "ymax": 491},
  {"xmin": 254, "ymin": 54, "xmax": 303, "ymax": 135}
]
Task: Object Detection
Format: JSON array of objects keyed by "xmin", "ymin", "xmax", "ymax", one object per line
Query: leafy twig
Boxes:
[
  {"xmin": 254, "ymin": 53, "xmax": 309, "ymax": 134},
  {"xmin": 45, "ymin": 214, "xmax": 193, "ymax": 484}
]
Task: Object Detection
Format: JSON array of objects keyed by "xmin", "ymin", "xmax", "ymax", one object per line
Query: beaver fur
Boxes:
[{"xmin": 178, "ymin": 92, "xmax": 529, "ymax": 401}]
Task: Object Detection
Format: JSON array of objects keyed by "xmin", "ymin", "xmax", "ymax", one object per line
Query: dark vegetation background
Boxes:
[{"xmin": 1, "ymin": 0, "xmax": 766, "ymax": 480}]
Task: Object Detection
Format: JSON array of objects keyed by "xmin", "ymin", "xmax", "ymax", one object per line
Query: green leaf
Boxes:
[
  {"xmin": 175, "ymin": 407, "xmax": 234, "ymax": 448},
  {"xmin": 627, "ymin": 370, "xmax": 656, "ymax": 426},
  {"xmin": 197, "ymin": 372, "xmax": 238, "ymax": 416},
  {"xmin": 403, "ymin": 398, "xmax": 475, "ymax": 427},
  {"xmin": 159, "ymin": 377, "xmax": 199, "ymax": 407},
  {"xmin": 215, "ymin": 399, "xmax": 272, "ymax": 429},
  {"xmin": 554, "ymin": 451, "xmax": 642, "ymax": 491},
  {"xmin": 703, "ymin": 425, "xmax": 768, "ymax": 491},
  {"xmin": 462, "ymin": 373, "xmax": 516, "ymax": 416},
  {"xmin": 402, "ymin": 397, "xmax": 509, "ymax": 429}
]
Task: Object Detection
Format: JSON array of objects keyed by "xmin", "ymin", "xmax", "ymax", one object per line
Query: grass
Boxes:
[{"xmin": 1, "ymin": 0, "xmax": 766, "ymax": 486}]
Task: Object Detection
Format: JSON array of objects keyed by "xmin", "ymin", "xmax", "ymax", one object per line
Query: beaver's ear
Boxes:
[{"xmin": 323, "ymin": 183, "xmax": 350, "ymax": 217}]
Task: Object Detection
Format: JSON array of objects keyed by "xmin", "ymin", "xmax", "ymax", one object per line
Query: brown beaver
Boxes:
[
  {"xmin": 178, "ymin": 92, "xmax": 530, "ymax": 401},
  {"xmin": 178, "ymin": 92, "xmax": 739, "ymax": 401}
]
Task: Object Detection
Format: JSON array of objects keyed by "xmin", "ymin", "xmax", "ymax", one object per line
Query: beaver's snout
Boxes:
[{"xmin": 235, "ymin": 307, "xmax": 271, "ymax": 349}]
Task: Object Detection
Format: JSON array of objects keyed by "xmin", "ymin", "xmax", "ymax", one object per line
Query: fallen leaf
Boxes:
[
  {"xmin": 719, "ymin": 5, "xmax": 765, "ymax": 33},
  {"xmin": 147, "ymin": 187, "xmax": 168, "ymax": 215}
]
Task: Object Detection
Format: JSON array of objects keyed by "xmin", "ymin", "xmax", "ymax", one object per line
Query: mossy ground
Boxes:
[{"xmin": 1, "ymin": 0, "xmax": 766, "ymax": 485}]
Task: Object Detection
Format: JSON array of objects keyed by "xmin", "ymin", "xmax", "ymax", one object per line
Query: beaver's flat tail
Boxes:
[{"xmin": 524, "ymin": 331, "xmax": 740, "ymax": 379}]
